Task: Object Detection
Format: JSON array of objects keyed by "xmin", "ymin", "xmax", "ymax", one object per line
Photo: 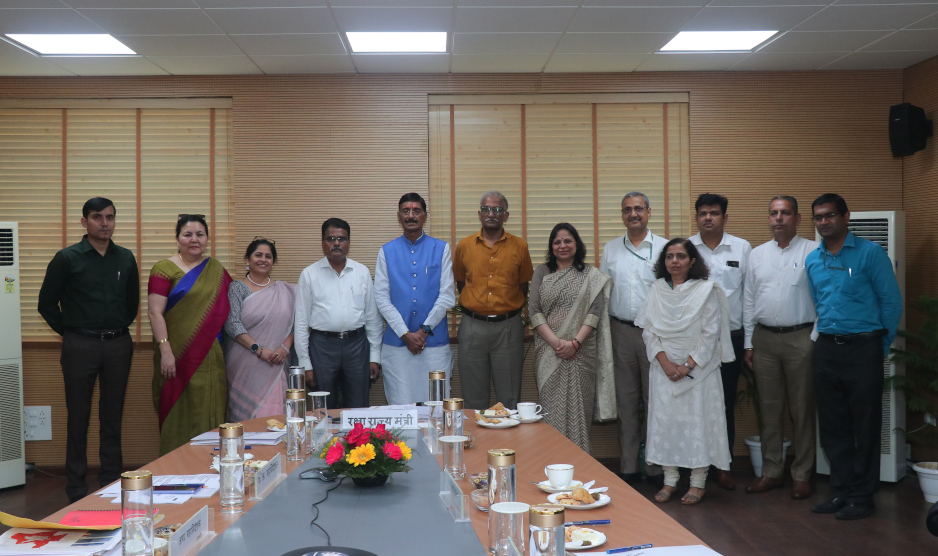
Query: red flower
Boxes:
[
  {"xmin": 346, "ymin": 423, "xmax": 372, "ymax": 447},
  {"xmin": 325, "ymin": 442, "xmax": 345, "ymax": 465},
  {"xmin": 373, "ymin": 423, "xmax": 392, "ymax": 441},
  {"xmin": 383, "ymin": 442, "xmax": 402, "ymax": 461}
]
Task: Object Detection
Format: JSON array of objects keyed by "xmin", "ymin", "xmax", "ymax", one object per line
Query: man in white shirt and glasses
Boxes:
[
  {"xmin": 294, "ymin": 218, "xmax": 383, "ymax": 410},
  {"xmin": 742, "ymin": 196, "xmax": 819, "ymax": 500},
  {"xmin": 600, "ymin": 191, "xmax": 668, "ymax": 487},
  {"xmin": 690, "ymin": 192, "xmax": 752, "ymax": 491}
]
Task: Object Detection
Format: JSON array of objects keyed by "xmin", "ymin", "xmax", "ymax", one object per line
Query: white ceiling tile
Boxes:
[
  {"xmin": 555, "ymin": 32, "xmax": 674, "ymax": 53},
  {"xmin": 230, "ymin": 33, "xmax": 346, "ymax": 55},
  {"xmin": 116, "ymin": 34, "xmax": 242, "ymax": 56},
  {"xmin": 330, "ymin": 0, "xmax": 452, "ymax": 6},
  {"xmin": 146, "ymin": 54, "xmax": 262, "ymax": 74},
  {"xmin": 195, "ymin": 0, "xmax": 327, "ymax": 6},
  {"xmin": 351, "ymin": 53, "xmax": 450, "ymax": 72},
  {"xmin": 822, "ymin": 49, "xmax": 938, "ymax": 69},
  {"xmin": 251, "ymin": 54, "xmax": 356, "ymax": 73},
  {"xmin": 1, "ymin": 1, "xmax": 69, "ymax": 7},
  {"xmin": 0, "ymin": 40, "xmax": 75, "ymax": 75},
  {"xmin": 77, "ymin": 8, "xmax": 223, "ymax": 35},
  {"xmin": 454, "ymin": 7, "xmax": 577, "ymax": 33},
  {"xmin": 567, "ymin": 7, "xmax": 701, "ymax": 33},
  {"xmin": 452, "ymin": 53, "xmax": 548, "ymax": 72},
  {"xmin": 206, "ymin": 8, "xmax": 337, "ymax": 34},
  {"xmin": 862, "ymin": 29, "xmax": 938, "ymax": 51},
  {"xmin": 583, "ymin": 0, "xmax": 706, "ymax": 5},
  {"xmin": 729, "ymin": 50, "xmax": 847, "ymax": 70},
  {"xmin": 332, "ymin": 7, "xmax": 452, "ymax": 32},
  {"xmin": 47, "ymin": 55, "xmax": 171, "ymax": 75},
  {"xmin": 68, "ymin": 0, "xmax": 198, "ymax": 8},
  {"xmin": 544, "ymin": 52, "xmax": 648, "ymax": 72},
  {"xmin": 453, "ymin": 33, "xmax": 560, "ymax": 55},
  {"xmin": 680, "ymin": 6, "xmax": 826, "ymax": 32},
  {"xmin": 908, "ymin": 11, "xmax": 938, "ymax": 29},
  {"xmin": 0, "ymin": 8, "xmax": 106, "ymax": 33},
  {"xmin": 795, "ymin": 4, "xmax": 938, "ymax": 31},
  {"xmin": 635, "ymin": 52, "xmax": 749, "ymax": 71},
  {"xmin": 459, "ymin": 0, "xmax": 581, "ymax": 6},
  {"xmin": 708, "ymin": 0, "xmax": 827, "ymax": 5},
  {"xmin": 834, "ymin": 0, "xmax": 938, "ymax": 5},
  {"xmin": 759, "ymin": 30, "xmax": 888, "ymax": 52}
]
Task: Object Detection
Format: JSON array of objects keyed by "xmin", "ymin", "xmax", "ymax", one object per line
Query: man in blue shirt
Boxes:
[{"xmin": 805, "ymin": 193, "xmax": 903, "ymax": 520}]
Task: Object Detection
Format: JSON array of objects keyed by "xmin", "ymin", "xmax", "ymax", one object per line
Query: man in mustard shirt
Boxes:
[{"xmin": 453, "ymin": 191, "xmax": 534, "ymax": 410}]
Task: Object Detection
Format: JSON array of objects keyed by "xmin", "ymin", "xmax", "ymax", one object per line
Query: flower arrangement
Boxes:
[{"xmin": 320, "ymin": 423, "xmax": 413, "ymax": 479}]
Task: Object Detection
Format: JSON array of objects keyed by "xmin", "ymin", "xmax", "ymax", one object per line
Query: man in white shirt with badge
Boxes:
[
  {"xmin": 600, "ymin": 192, "xmax": 668, "ymax": 487},
  {"xmin": 295, "ymin": 218, "xmax": 383, "ymax": 410},
  {"xmin": 690, "ymin": 193, "xmax": 752, "ymax": 491},
  {"xmin": 742, "ymin": 196, "xmax": 819, "ymax": 500}
]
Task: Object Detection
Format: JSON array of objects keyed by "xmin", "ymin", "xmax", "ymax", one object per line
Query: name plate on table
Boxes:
[
  {"xmin": 340, "ymin": 409, "xmax": 419, "ymax": 430},
  {"xmin": 253, "ymin": 453, "xmax": 283, "ymax": 500},
  {"xmin": 439, "ymin": 471, "xmax": 470, "ymax": 522},
  {"xmin": 170, "ymin": 505, "xmax": 215, "ymax": 556}
]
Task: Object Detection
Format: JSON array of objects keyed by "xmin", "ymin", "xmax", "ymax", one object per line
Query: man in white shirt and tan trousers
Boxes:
[
  {"xmin": 600, "ymin": 192, "xmax": 668, "ymax": 487},
  {"xmin": 743, "ymin": 195, "xmax": 818, "ymax": 500},
  {"xmin": 690, "ymin": 193, "xmax": 752, "ymax": 491},
  {"xmin": 295, "ymin": 218, "xmax": 383, "ymax": 410}
]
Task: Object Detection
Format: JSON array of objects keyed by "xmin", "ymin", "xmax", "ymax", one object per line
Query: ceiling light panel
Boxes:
[
  {"xmin": 347, "ymin": 32, "xmax": 447, "ymax": 53},
  {"xmin": 4, "ymin": 34, "xmax": 136, "ymax": 55},
  {"xmin": 660, "ymin": 30, "xmax": 777, "ymax": 52}
]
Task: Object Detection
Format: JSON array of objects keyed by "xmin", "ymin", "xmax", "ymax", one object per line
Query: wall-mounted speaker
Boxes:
[{"xmin": 889, "ymin": 102, "xmax": 933, "ymax": 158}]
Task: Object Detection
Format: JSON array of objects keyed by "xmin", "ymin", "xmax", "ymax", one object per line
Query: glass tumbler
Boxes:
[
  {"xmin": 443, "ymin": 398, "xmax": 464, "ymax": 437},
  {"xmin": 439, "ymin": 435, "xmax": 467, "ymax": 480},
  {"xmin": 309, "ymin": 391, "xmax": 329, "ymax": 422},
  {"xmin": 287, "ymin": 366, "xmax": 305, "ymax": 391},
  {"xmin": 488, "ymin": 448, "xmax": 517, "ymax": 505},
  {"xmin": 218, "ymin": 423, "xmax": 245, "ymax": 515},
  {"xmin": 528, "ymin": 504, "xmax": 565, "ymax": 556},
  {"xmin": 121, "ymin": 470, "xmax": 153, "ymax": 556},
  {"xmin": 285, "ymin": 388, "xmax": 306, "ymax": 461},
  {"xmin": 428, "ymin": 370, "xmax": 446, "ymax": 402},
  {"xmin": 488, "ymin": 501, "xmax": 529, "ymax": 555},
  {"xmin": 426, "ymin": 400, "xmax": 444, "ymax": 435}
]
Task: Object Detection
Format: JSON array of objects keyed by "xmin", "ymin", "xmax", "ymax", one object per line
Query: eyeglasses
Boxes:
[
  {"xmin": 324, "ymin": 236, "xmax": 348, "ymax": 244},
  {"xmin": 621, "ymin": 206, "xmax": 647, "ymax": 215},
  {"xmin": 252, "ymin": 236, "xmax": 276, "ymax": 245},
  {"xmin": 812, "ymin": 211, "xmax": 840, "ymax": 223},
  {"xmin": 177, "ymin": 213, "xmax": 206, "ymax": 220},
  {"xmin": 399, "ymin": 208, "xmax": 425, "ymax": 216},
  {"xmin": 479, "ymin": 206, "xmax": 505, "ymax": 215},
  {"xmin": 821, "ymin": 252, "xmax": 846, "ymax": 271}
]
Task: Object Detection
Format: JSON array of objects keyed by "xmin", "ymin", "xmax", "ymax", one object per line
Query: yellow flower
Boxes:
[
  {"xmin": 320, "ymin": 436, "xmax": 339, "ymax": 458},
  {"xmin": 347, "ymin": 443, "xmax": 376, "ymax": 467},
  {"xmin": 396, "ymin": 441, "xmax": 412, "ymax": 461}
]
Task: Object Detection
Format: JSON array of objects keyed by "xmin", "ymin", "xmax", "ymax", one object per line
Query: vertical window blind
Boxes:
[{"xmin": 0, "ymin": 103, "xmax": 233, "ymax": 342}]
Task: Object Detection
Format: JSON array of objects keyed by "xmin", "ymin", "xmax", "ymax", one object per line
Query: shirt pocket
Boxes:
[
  {"xmin": 714, "ymin": 264, "xmax": 742, "ymax": 293},
  {"xmin": 786, "ymin": 266, "xmax": 808, "ymax": 287}
]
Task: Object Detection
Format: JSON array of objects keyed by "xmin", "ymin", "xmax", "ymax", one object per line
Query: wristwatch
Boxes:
[
  {"xmin": 421, "ymin": 325, "xmax": 433, "ymax": 335},
  {"xmin": 683, "ymin": 362, "xmax": 694, "ymax": 370},
  {"xmin": 251, "ymin": 343, "xmax": 259, "ymax": 355}
]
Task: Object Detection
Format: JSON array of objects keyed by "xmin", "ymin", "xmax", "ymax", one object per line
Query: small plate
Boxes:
[
  {"xmin": 476, "ymin": 409, "xmax": 518, "ymax": 417},
  {"xmin": 534, "ymin": 479, "xmax": 583, "ymax": 493},
  {"xmin": 516, "ymin": 414, "xmax": 544, "ymax": 424},
  {"xmin": 564, "ymin": 527, "xmax": 606, "ymax": 551},
  {"xmin": 475, "ymin": 417, "xmax": 521, "ymax": 429},
  {"xmin": 267, "ymin": 426, "xmax": 285, "ymax": 432},
  {"xmin": 547, "ymin": 492, "xmax": 612, "ymax": 510}
]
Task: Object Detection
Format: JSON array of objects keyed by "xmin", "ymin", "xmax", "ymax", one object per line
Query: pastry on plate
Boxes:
[{"xmin": 267, "ymin": 418, "xmax": 284, "ymax": 429}]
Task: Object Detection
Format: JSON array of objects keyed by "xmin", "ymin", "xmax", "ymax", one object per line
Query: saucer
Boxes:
[
  {"xmin": 475, "ymin": 417, "xmax": 520, "ymax": 429},
  {"xmin": 516, "ymin": 414, "xmax": 544, "ymax": 424},
  {"xmin": 564, "ymin": 527, "xmax": 606, "ymax": 551},
  {"xmin": 534, "ymin": 479, "xmax": 583, "ymax": 493},
  {"xmin": 547, "ymin": 492, "xmax": 611, "ymax": 510},
  {"xmin": 267, "ymin": 426, "xmax": 285, "ymax": 432}
]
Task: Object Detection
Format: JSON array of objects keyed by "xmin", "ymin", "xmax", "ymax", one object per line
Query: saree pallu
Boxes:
[
  {"xmin": 224, "ymin": 281, "xmax": 295, "ymax": 421},
  {"xmin": 532, "ymin": 266, "xmax": 613, "ymax": 452},
  {"xmin": 149, "ymin": 258, "xmax": 232, "ymax": 455}
]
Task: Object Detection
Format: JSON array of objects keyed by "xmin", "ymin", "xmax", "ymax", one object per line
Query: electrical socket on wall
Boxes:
[
  {"xmin": 925, "ymin": 413, "xmax": 937, "ymax": 427},
  {"xmin": 23, "ymin": 406, "xmax": 52, "ymax": 441}
]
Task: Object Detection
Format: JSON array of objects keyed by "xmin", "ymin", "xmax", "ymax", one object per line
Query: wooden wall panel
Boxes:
[{"xmin": 1, "ymin": 65, "xmax": 919, "ymax": 468}]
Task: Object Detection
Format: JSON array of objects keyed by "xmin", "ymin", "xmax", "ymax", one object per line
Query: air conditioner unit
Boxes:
[
  {"xmin": 815, "ymin": 210, "xmax": 906, "ymax": 482},
  {"xmin": 0, "ymin": 222, "xmax": 24, "ymax": 489}
]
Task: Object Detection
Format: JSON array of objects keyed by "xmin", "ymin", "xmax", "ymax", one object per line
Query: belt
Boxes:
[
  {"xmin": 460, "ymin": 307, "xmax": 521, "ymax": 323},
  {"xmin": 758, "ymin": 322, "xmax": 814, "ymax": 334},
  {"xmin": 611, "ymin": 316, "xmax": 638, "ymax": 328},
  {"xmin": 67, "ymin": 327, "xmax": 129, "ymax": 341},
  {"xmin": 818, "ymin": 329, "xmax": 887, "ymax": 345},
  {"xmin": 310, "ymin": 326, "xmax": 365, "ymax": 340}
]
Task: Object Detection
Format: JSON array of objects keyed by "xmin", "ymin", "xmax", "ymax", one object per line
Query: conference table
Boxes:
[{"xmin": 43, "ymin": 411, "xmax": 703, "ymax": 555}]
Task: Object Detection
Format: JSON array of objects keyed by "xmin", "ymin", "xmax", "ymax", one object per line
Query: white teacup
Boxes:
[
  {"xmin": 517, "ymin": 402, "xmax": 543, "ymax": 420},
  {"xmin": 544, "ymin": 464, "xmax": 574, "ymax": 489}
]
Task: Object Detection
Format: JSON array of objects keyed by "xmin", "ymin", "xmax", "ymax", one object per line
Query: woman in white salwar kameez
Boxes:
[{"xmin": 634, "ymin": 238, "xmax": 734, "ymax": 506}]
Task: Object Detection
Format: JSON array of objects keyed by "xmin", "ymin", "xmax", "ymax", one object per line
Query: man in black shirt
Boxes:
[{"xmin": 38, "ymin": 197, "xmax": 139, "ymax": 503}]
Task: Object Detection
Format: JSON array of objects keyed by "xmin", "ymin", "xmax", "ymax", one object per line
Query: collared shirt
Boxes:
[
  {"xmin": 600, "ymin": 230, "xmax": 668, "ymax": 321},
  {"xmin": 742, "ymin": 235, "xmax": 819, "ymax": 349},
  {"xmin": 806, "ymin": 232, "xmax": 903, "ymax": 355},
  {"xmin": 37, "ymin": 235, "xmax": 139, "ymax": 335},
  {"xmin": 452, "ymin": 228, "xmax": 534, "ymax": 315},
  {"xmin": 293, "ymin": 256, "xmax": 383, "ymax": 370},
  {"xmin": 375, "ymin": 232, "xmax": 456, "ymax": 346},
  {"xmin": 690, "ymin": 232, "xmax": 752, "ymax": 330}
]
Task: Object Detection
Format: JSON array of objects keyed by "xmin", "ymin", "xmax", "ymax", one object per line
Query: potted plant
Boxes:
[
  {"xmin": 320, "ymin": 423, "xmax": 413, "ymax": 486},
  {"xmin": 887, "ymin": 295, "xmax": 938, "ymax": 503},
  {"xmin": 738, "ymin": 365, "xmax": 791, "ymax": 477}
]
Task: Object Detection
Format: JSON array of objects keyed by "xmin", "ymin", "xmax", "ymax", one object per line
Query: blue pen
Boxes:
[
  {"xmin": 215, "ymin": 446, "xmax": 251, "ymax": 450},
  {"xmin": 564, "ymin": 519, "xmax": 610, "ymax": 526},
  {"xmin": 607, "ymin": 544, "xmax": 652, "ymax": 554}
]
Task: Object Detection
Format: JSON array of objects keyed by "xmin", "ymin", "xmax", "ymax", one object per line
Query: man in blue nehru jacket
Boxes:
[
  {"xmin": 806, "ymin": 193, "xmax": 902, "ymax": 521},
  {"xmin": 375, "ymin": 193, "xmax": 456, "ymax": 404}
]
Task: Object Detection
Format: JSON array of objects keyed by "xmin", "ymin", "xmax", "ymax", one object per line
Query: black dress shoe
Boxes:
[
  {"xmin": 646, "ymin": 474, "xmax": 664, "ymax": 490},
  {"xmin": 617, "ymin": 472, "xmax": 642, "ymax": 485},
  {"xmin": 811, "ymin": 496, "xmax": 847, "ymax": 514},
  {"xmin": 836, "ymin": 502, "xmax": 875, "ymax": 520}
]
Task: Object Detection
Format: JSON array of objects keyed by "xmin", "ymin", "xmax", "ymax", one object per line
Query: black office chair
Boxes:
[{"xmin": 928, "ymin": 500, "xmax": 938, "ymax": 536}]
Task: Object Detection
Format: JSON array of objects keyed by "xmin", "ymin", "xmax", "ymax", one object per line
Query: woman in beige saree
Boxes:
[{"xmin": 530, "ymin": 223, "xmax": 614, "ymax": 452}]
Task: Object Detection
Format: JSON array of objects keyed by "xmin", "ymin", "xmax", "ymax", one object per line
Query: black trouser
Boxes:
[
  {"xmin": 813, "ymin": 334, "xmax": 884, "ymax": 504},
  {"xmin": 308, "ymin": 331, "xmax": 371, "ymax": 410},
  {"xmin": 719, "ymin": 330, "xmax": 745, "ymax": 450},
  {"xmin": 61, "ymin": 331, "xmax": 133, "ymax": 502}
]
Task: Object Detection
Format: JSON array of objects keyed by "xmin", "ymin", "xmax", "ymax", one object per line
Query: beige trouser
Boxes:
[
  {"xmin": 751, "ymin": 325, "xmax": 816, "ymax": 481},
  {"xmin": 610, "ymin": 319, "xmax": 661, "ymax": 477}
]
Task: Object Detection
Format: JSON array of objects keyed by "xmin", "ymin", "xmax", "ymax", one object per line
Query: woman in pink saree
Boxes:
[{"xmin": 224, "ymin": 238, "xmax": 295, "ymax": 421}]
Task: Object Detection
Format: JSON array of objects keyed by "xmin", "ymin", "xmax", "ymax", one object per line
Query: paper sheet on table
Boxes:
[
  {"xmin": 0, "ymin": 511, "xmax": 117, "ymax": 532},
  {"xmin": 577, "ymin": 545, "xmax": 722, "ymax": 556},
  {"xmin": 0, "ymin": 527, "xmax": 121, "ymax": 555},
  {"xmin": 189, "ymin": 431, "xmax": 284, "ymax": 445},
  {"xmin": 97, "ymin": 474, "xmax": 220, "ymax": 498}
]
